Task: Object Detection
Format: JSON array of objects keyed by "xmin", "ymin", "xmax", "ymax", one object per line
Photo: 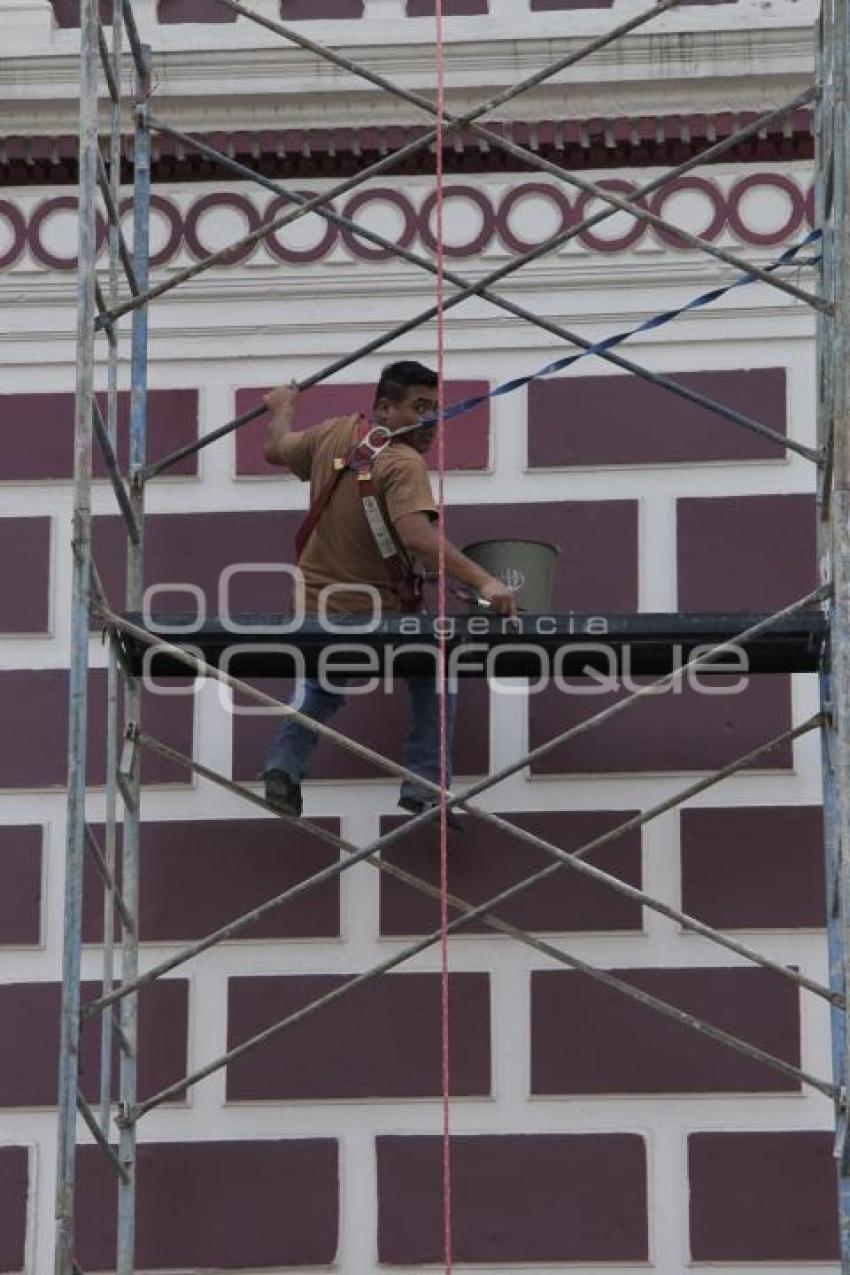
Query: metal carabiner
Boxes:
[
  {"xmin": 350, "ymin": 424, "xmax": 392, "ymax": 471},
  {"xmin": 362, "ymin": 424, "xmax": 392, "ymax": 457}
]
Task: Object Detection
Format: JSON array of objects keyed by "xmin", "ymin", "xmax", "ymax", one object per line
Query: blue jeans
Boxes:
[{"xmin": 264, "ymin": 676, "xmax": 457, "ymax": 804}]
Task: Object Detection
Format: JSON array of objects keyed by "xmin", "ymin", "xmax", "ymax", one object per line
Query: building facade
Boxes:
[{"xmin": 0, "ymin": 0, "xmax": 838, "ymax": 1270}]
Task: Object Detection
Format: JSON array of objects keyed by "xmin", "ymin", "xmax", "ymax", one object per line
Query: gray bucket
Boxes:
[{"xmin": 462, "ymin": 539, "xmax": 559, "ymax": 612}]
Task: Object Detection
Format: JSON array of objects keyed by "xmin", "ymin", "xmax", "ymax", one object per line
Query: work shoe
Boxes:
[
  {"xmin": 398, "ymin": 793, "xmax": 465, "ymax": 834},
  {"xmin": 264, "ymin": 768, "xmax": 303, "ymax": 817}
]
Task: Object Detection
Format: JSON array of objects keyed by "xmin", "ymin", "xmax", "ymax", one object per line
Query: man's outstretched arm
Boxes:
[
  {"xmin": 263, "ymin": 382, "xmax": 302, "ymax": 468},
  {"xmin": 394, "ymin": 511, "xmax": 518, "ymax": 617}
]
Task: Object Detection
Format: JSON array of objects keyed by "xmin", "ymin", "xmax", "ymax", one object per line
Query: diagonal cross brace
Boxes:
[
  {"xmin": 96, "ymin": 0, "xmax": 691, "ymax": 326},
  {"xmin": 84, "ymin": 586, "xmax": 832, "ymax": 1025},
  {"xmin": 141, "ymin": 114, "xmax": 817, "ymax": 481},
  {"xmin": 124, "ymin": 720, "xmax": 835, "ymax": 1124},
  {"xmin": 216, "ymin": 0, "xmax": 824, "ymax": 314}
]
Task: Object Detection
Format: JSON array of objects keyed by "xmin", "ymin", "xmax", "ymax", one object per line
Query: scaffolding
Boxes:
[{"xmin": 55, "ymin": 0, "xmax": 850, "ymax": 1269}]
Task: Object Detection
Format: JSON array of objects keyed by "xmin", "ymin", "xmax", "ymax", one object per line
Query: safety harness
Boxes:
[{"xmin": 294, "ymin": 415, "xmax": 424, "ymax": 614}]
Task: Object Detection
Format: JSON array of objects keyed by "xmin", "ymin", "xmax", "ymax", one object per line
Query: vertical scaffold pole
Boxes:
[
  {"xmin": 99, "ymin": 0, "xmax": 124, "ymax": 1141},
  {"xmin": 115, "ymin": 42, "xmax": 150, "ymax": 1275},
  {"xmin": 821, "ymin": 0, "xmax": 850, "ymax": 1259},
  {"xmin": 55, "ymin": 0, "xmax": 99, "ymax": 1267}
]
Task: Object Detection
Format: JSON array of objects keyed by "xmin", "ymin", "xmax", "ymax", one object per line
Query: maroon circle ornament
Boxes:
[
  {"xmin": 726, "ymin": 174, "xmax": 805, "ymax": 247},
  {"xmin": 0, "ymin": 200, "xmax": 26, "ymax": 270},
  {"xmin": 264, "ymin": 192, "xmax": 339, "ymax": 263},
  {"xmin": 28, "ymin": 196, "xmax": 106, "ymax": 269},
  {"xmin": 119, "ymin": 192, "xmax": 183, "ymax": 267},
  {"xmin": 575, "ymin": 179, "xmax": 648, "ymax": 253},
  {"xmin": 419, "ymin": 185, "xmax": 496, "ymax": 258},
  {"xmin": 340, "ymin": 188, "xmax": 418, "ymax": 262},
  {"xmin": 184, "ymin": 192, "xmax": 262, "ymax": 265},
  {"xmin": 648, "ymin": 176, "xmax": 727, "ymax": 248},
  {"xmin": 496, "ymin": 182, "xmax": 573, "ymax": 253}
]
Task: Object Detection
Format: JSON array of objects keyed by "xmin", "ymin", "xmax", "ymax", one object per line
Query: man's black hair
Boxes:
[{"xmin": 373, "ymin": 360, "xmax": 438, "ymax": 407}]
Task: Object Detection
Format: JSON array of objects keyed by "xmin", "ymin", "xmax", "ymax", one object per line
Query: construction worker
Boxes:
[{"xmin": 261, "ymin": 359, "xmax": 516, "ymax": 821}]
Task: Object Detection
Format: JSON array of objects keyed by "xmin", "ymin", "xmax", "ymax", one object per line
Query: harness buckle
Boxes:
[
  {"xmin": 350, "ymin": 423, "xmax": 392, "ymax": 473},
  {"xmin": 363, "ymin": 425, "xmax": 391, "ymax": 456}
]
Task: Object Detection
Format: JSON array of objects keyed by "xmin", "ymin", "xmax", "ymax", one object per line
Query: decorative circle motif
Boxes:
[
  {"xmin": 184, "ymin": 192, "xmax": 262, "ymax": 265},
  {"xmin": 28, "ymin": 196, "xmax": 106, "ymax": 269},
  {"xmin": 0, "ymin": 199, "xmax": 26, "ymax": 270},
  {"xmin": 119, "ymin": 193, "xmax": 183, "ymax": 267},
  {"xmin": 648, "ymin": 176, "xmax": 727, "ymax": 248},
  {"xmin": 496, "ymin": 182, "xmax": 573, "ymax": 254},
  {"xmin": 340, "ymin": 188, "xmax": 418, "ymax": 262},
  {"xmin": 418, "ymin": 185, "xmax": 496, "ymax": 258},
  {"xmin": 0, "ymin": 175, "xmax": 816, "ymax": 273},
  {"xmin": 726, "ymin": 174, "xmax": 805, "ymax": 247},
  {"xmin": 574, "ymin": 179, "xmax": 648, "ymax": 253},
  {"xmin": 264, "ymin": 192, "xmax": 339, "ymax": 263}
]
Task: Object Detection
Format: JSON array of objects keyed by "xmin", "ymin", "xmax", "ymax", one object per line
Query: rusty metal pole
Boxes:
[
  {"xmin": 54, "ymin": 0, "xmax": 99, "ymax": 1266},
  {"xmin": 114, "ymin": 41, "xmax": 151, "ymax": 1275},
  {"xmin": 818, "ymin": 0, "xmax": 850, "ymax": 1259}
]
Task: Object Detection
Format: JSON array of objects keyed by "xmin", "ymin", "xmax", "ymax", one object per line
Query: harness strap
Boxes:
[
  {"xmin": 356, "ymin": 471, "xmax": 423, "ymax": 614},
  {"xmin": 294, "ymin": 415, "xmax": 371, "ymax": 561},
  {"xmin": 294, "ymin": 416, "xmax": 423, "ymax": 614},
  {"xmin": 294, "ymin": 458, "xmax": 347, "ymax": 561}
]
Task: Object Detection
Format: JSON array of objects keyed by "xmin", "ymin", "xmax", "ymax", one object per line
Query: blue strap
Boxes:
[{"xmin": 427, "ymin": 229, "xmax": 822, "ymax": 426}]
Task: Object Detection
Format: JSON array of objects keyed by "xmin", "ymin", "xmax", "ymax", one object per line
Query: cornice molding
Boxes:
[{"xmin": 0, "ymin": 22, "xmax": 815, "ymax": 131}]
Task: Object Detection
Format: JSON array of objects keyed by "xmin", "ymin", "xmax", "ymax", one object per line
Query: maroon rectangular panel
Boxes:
[
  {"xmin": 234, "ymin": 381, "xmax": 490, "ymax": 476},
  {"xmin": 407, "ymin": 0, "xmax": 488, "ymax": 13},
  {"xmin": 530, "ymin": 0, "xmax": 614, "ymax": 8},
  {"xmin": 159, "ymin": 0, "xmax": 237, "ymax": 18},
  {"xmin": 232, "ymin": 675, "xmax": 489, "ymax": 781},
  {"xmin": 94, "ymin": 500, "xmax": 636, "ymax": 619},
  {"xmin": 280, "ymin": 0, "xmax": 364, "ymax": 13},
  {"xmin": 0, "ymin": 518, "xmax": 50, "ymax": 633},
  {"xmin": 678, "ymin": 494, "xmax": 816, "ymax": 610},
  {"xmin": 532, "ymin": 966, "xmax": 800, "ymax": 1094},
  {"xmin": 92, "ymin": 510, "xmax": 304, "ymax": 619},
  {"xmin": 689, "ymin": 1131, "xmax": 838, "ymax": 1260},
  {"xmin": 77, "ymin": 1140, "xmax": 338, "ymax": 1269},
  {"xmin": 0, "ymin": 826, "xmax": 42, "ymax": 945},
  {"xmin": 82, "ymin": 818, "xmax": 341, "ymax": 943},
  {"xmin": 528, "ymin": 368, "xmax": 786, "ymax": 467},
  {"xmin": 442, "ymin": 499, "xmax": 638, "ymax": 612},
  {"xmin": 226, "ymin": 972, "xmax": 489, "ymax": 1099},
  {"xmin": 0, "ymin": 670, "xmax": 67, "ymax": 788},
  {"xmin": 0, "ymin": 1147, "xmax": 27, "ymax": 1272},
  {"xmin": 379, "ymin": 810, "xmax": 642, "ymax": 935},
  {"xmin": 0, "ymin": 670, "xmax": 193, "ymax": 788},
  {"xmin": 378, "ymin": 1134, "xmax": 647, "ymax": 1263},
  {"xmin": 87, "ymin": 670, "xmax": 195, "ymax": 785},
  {"xmin": 47, "ymin": 0, "xmax": 111, "ymax": 24},
  {"xmin": 0, "ymin": 980, "xmax": 187, "ymax": 1107},
  {"xmin": 681, "ymin": 805, "xmax": 825, "ymax": 929},
  {"xmin": 528, "ymin": 674, "xmax": 792, "ymax": 774},
  {"xmin": 0, "ymin": 390, "xmax": 198, "ymax": 480}
]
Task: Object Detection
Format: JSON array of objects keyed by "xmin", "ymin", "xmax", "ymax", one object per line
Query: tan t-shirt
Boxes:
[{"xmin": 287, "ymin": 414, "xmax": 438, "ymax": 614}]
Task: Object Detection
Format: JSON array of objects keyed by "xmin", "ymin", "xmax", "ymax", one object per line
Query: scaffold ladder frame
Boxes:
[{"xmin": 55, "ymin": 0, "xmax": 850, "ymax": 1269}]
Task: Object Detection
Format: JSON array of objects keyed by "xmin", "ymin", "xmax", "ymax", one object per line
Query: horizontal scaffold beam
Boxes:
[{"xmin": 121, "ymin": 610, "xmax": 826, "ymax": 678}]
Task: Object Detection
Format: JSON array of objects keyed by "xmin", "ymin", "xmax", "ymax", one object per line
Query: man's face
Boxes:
[{"xmin": 375, "ymin": 384, "xmax": 440, "ymax": 454}]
